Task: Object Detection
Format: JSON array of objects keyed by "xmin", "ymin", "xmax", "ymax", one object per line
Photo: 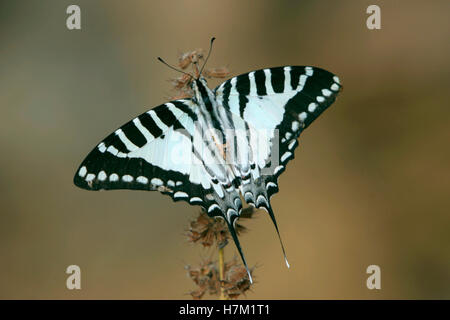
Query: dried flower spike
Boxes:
[
  {"xmin": 186, "ymin": 208, "xmax": 256, "ymax": 248},
  {"xmin": 186, "ymin": 257, "xmax": 255, "ymax": 300},
  {"xmin": 186, "ymin": 210, "xmax": 229, "ymax": 248},
  {"xmin": 171, "ymin": 73, "xmax": 193, "ymax": 90},
  {"xmin": 185, "ymin": 259, "xmax": 220, "ymax": 299},
  {"xmin": 203, "ymin": 66, "xmax": 230, "ymax": 79},
  {"xmin": 178, "ymin": 49, "xmax": 204, "ymax": 69},
  {"xmin": 222, "ymin": 257, "xmax": 254, "ymax": 299}
]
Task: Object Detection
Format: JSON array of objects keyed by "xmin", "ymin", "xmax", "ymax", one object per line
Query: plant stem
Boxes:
[{"xmin": 218, "ymin": 246, "xmax": 226, "ymax": 300}]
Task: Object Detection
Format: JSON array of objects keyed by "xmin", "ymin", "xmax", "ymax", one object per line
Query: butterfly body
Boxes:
[{"xmin": 74, "ymin": 65, "xmax": 342, "ymax": 282}]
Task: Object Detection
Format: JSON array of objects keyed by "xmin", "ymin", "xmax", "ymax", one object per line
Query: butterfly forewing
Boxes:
[{"xmin": 215, "ymin": 66, "xmax": 341, "ymax": 201}]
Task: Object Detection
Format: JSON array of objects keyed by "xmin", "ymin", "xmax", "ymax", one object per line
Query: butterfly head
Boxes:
[
  {"xmin": 191, "ymin": 77, "xmax": 213, "ymax": 105},
  {"xmin": 192, "ymin": 77, "xmax": 207, "ymax": 88}
]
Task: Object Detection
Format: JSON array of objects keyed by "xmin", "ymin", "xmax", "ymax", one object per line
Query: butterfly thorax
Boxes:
[
  {"xmin": 191, "ymin": 77, "xmax": 216, "ymax": 113},
  {"xmin": 190, "ymin": 77, "xmax": 237, "ymax": 186},
  {"xmin": 192, "ymin": 78, "xmax": 225, "ymax": 151}
]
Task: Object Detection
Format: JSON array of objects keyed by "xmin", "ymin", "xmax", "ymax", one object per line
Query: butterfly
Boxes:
[{"xmin": 73, "ymin": 39, "xmax": 342, "ymax": 283}]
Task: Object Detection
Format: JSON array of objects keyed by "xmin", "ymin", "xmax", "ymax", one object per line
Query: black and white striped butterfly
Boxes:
[{"xmin": 74, "ymin": 40, "xmax": 342, "ymax": 283}]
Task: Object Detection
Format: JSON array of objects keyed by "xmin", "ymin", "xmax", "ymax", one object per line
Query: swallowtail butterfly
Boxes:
[{"xmin": 74, "ymin": 39, "xmax": 342, "ymax": 283}]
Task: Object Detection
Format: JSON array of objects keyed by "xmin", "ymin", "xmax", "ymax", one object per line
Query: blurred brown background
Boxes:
[{"xmin": 1, "ymin": 0, "xmax": 449, "ymax": 299}]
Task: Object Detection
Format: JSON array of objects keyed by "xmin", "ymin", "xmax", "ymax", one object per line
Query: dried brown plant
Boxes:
[
  {"xmin": 178, "ymin": 48, "xmax": 204, "ymax": 69},
  {"xmin": 185, "ymin": 260, "xmax": 220, "ymax": 300},
  {"xmin": 186, "ymin": 207, "xmax": 256, "ymax": 248},
  {"xmin": 185, "ymin": 255, "xmax": 254, "ymax": 300},
  {"xmin": 203, "ymin": 66, "xmax": 230, "ymax": 79},
  {"xmin": 168, "ymin": 47, "xmax": 230, "ymax": 100}
]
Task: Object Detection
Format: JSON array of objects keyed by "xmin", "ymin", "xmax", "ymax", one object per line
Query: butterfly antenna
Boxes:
[
  {"xmin": 225, "ymin": 217, "xmax": 253, "ymax": 284},
  {"xmin": 264, "ymin": 205, "xmax": 290, "ymax": 268},
  {"xmin": 199, "ymin": 37, "xmax": 216, "ymax": 76},
  {"xmin": 157, "ymin": 57, "xmax": 193, "ymax": 79}
]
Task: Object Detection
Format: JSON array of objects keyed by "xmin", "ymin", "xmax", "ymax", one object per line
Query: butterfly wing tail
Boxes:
[
  {"xmin": 225, "ymin": 217, "xmax": 253, "ymax": 284},
  {"xmin": 260, "ymin": 202, "xmax": 290, "ymax": 268}
]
